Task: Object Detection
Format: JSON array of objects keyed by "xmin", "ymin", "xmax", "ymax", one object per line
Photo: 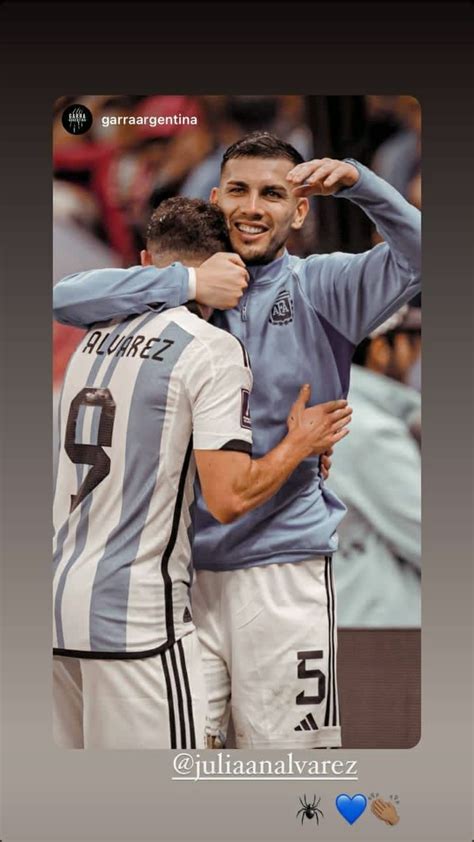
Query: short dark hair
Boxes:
[
  {"xmin": 146, "ymin": 197, "xmax": 230, "ymax": 259},
  {"xmin": 352, "ymin": 329, "xmax": 421, "ymax": 367},
  {"xmin": 221, "ymin": 131, "xmax": 304, "ymax": 172}
]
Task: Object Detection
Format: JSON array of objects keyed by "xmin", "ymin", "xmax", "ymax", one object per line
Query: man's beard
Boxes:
[
  {"xmin": 245, "ymin": 252, "xmax": 277, "ymax": 267},
  {"xmin": 232, "ymin": 234, "xmax": 288, "ymax": 267}
]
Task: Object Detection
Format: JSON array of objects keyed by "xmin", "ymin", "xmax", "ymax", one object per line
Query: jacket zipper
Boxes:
[{"xmin": 240, "ymin": 290, "xmax": 248, "ymax": 322}]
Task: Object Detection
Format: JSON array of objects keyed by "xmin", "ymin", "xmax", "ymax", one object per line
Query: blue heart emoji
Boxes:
[{"xmin": 335, "ymin": 793, "xmax": 367, "ymax": 824}]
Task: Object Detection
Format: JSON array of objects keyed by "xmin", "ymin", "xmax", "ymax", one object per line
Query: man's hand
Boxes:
[
  {"xmin": 371, "ymin": 799, "xmax": 400, "ymax": 826},
  {"xmin": 287, "ymin": 385, "xmax": 352, "ymax": 456},
  {"xmin": 286, "ymin": 158, "xmax": 359, "ymax": 197},
  {"xmin": 195, "ymin": 252, "xmax": 249, "ymax": 309}
]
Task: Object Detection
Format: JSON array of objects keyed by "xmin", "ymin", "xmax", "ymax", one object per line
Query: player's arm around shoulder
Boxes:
[{"xmin": 53, "ymin": 263, "xmax": 191, "ymax": 328}]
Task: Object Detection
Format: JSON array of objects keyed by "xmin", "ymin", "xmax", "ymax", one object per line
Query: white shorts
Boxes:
[
  {"xmin": 192, "ymin": 556, "xmax": 340, "ymax": 750},
  {"xmin": 53, "ymin": 630, "xmax": 207, "ymax": 749}
]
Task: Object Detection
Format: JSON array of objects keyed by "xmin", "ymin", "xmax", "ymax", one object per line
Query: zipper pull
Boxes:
[{"xmin": 241, "ymin": 297, "xmax": 248, "ymax": 322}]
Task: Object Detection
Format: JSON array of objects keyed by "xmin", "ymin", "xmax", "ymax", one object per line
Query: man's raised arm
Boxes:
[{"xmin": 288, "ymin": 158, "xmax": 421, "ymax": 345}]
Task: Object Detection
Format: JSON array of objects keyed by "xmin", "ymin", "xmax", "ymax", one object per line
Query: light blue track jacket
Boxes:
[{"xmin": 53, "ymin": 161, "xmax": 421, "ymax": 570}]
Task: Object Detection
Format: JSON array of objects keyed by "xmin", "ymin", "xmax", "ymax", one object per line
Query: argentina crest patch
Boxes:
[{"xmin": 269, "ymin": 289, "xmax": 294, "ymax": 325}]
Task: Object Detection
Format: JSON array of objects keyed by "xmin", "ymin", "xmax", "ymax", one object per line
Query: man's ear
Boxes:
[
  {"xmin": 210, "ymin": 187, "xmax": 219, "ymax": 205},
  {"xmin": 291, "ymin": 197, "xmax": 309, "ymax": 230},
  {"xmin": 140, "ymin": 249, "xmax": 153, "ymax": 266}
]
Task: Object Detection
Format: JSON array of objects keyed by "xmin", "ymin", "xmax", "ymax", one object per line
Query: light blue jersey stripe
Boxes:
[
  {"xmin": 54, "ymin": 314, "xmax": 158, "ymax": 648},
  {"xmin": 89, "ymin": 322, "xmax": 194, "ymax": 651},
  {"xmin": 53, "ymin": 320, "xmax": 128, "ymax": 581}
]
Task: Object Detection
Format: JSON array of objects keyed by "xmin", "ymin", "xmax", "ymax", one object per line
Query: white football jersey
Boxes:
[{"xmin": 53, "ymin": 307, "xmax": 253, "ymax": 657}]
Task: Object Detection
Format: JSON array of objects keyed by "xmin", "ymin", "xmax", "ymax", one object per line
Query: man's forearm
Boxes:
[
  {"xmin": 196, "ymin": 396, "xmax": 350, "ymax": 524},
  {"xmin": 337, "ymin": 160, "xmax": 421, "ymax": 278},
  {"xmin": 313, "ymin": 161, "xmax": 422, "ymax": 345},
  {"xmin": 231, "ymin": 431, "xmax": 314, "ymax": 517},
  {"xmin": 53, "ymin": 264, "xmax": 190, "ymax": 327}
]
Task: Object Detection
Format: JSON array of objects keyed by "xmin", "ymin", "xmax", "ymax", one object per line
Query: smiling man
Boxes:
[
  {"xmin": 54, "ymin": 131, "xmax": 421, "ymax": 750},
  {"xmin": 216, "ymin": 154, "xmax": 309, "ymax": 264}
]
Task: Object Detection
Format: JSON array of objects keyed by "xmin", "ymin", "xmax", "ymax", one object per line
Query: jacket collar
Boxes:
[{"xmin": 247, "ymin": 249, "xmax": 292, "ymax": 286}]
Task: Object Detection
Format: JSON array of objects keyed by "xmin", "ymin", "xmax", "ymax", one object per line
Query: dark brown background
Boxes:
[{"xmin": 338, "ymin": 630, "xmax": 420, "ymax": 748}]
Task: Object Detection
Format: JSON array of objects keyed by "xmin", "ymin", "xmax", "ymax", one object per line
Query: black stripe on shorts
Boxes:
[
  {"xmin": 178, "ymin": 638, "xmax": 196, "ymax": 749},
  {"xmin": 327, "ymin": 558, "xmax": 338, "ymax": 727},
  {"xmin": 324, "ymin": 556, "xmax": 333, "ymax": 728},
  {"xmin": 169, "ymin": 645, "xmax": 186, "ymax": 748},
  {"xmin": 161, "ymin": 649, "xmax": 177, "ymax": 749}
]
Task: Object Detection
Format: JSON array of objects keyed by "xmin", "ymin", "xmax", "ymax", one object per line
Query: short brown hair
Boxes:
[{"xmin": 146, "ymin": 197, "xmax": 230, "ymax": 260}]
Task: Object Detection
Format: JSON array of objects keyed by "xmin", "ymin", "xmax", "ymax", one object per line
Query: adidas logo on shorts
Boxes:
[{"xmin": 294, "ymin": 712, "xmax": 319, "ymax": 732}]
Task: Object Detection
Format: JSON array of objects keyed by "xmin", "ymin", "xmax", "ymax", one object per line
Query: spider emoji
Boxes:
[{"xmin": 296, "ymin": 794, "xmax": 324, "ymax": 825}]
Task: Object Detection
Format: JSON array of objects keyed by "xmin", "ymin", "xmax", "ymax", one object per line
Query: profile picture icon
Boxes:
[{"xmin": 61, "ymin": 103, "xmax": 93, "ymax": 135}]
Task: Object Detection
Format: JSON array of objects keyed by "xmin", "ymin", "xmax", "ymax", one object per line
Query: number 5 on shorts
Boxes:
[{"xmin": 296, "ymin": 650, "xmax": 326, "ymax": 705}]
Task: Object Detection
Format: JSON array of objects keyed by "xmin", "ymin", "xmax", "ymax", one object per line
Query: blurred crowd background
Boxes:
[{"xmin": 53, "ymin": 95, "xmax": 421, "ymax": 628}]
